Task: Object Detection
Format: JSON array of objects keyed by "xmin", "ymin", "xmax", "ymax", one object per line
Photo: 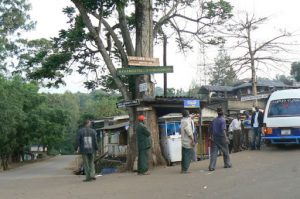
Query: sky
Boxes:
[{"xmin": 26, "ymin": 0, "xmax": 300, "ymax": 93}]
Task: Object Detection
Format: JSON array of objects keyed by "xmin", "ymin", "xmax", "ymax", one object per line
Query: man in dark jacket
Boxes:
[
  {"xmin": 76, "ymin": 120, "xmax": 98, "ymax": 181},
  {"xmin": 136, "ymin": 115, "xmax": 151, "ymax": 175},
  {"xmin": 251, "ymin": 106, "xmax": 264, "ymax": 150},
  {"xmin": 208, "ymin": 108, "xmax": 232, "ymax": 171}
]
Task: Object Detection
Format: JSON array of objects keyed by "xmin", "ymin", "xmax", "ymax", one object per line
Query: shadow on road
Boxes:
[{"xmin": 263, "ymin": 144, "xmax": 300, "ymax": 152}]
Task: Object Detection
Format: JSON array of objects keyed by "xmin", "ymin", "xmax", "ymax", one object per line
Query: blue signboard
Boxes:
[{"xmin": 184, "ymin": 100, "xmax": 200, "ymax": 108}]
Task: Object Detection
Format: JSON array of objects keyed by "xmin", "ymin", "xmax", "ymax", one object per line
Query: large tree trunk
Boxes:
[
  {"xmin": 251, "ymin": 53, "xmax": 257, "ymax": 96},
  {"xmin": 246, "ymin": 20, "xmax": 258, "ymax": 100},
  {"xmin": 126, "ymin": 107, "xmax": 137, "ymax": 170},
  {"xmin": 135, "ymin": 0, "xmax": 166, "ymax": 167}
]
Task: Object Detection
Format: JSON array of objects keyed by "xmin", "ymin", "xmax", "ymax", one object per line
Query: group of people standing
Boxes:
[
  {"xmin": 75, "ymin": 106, "xmax": 264, "ymax": 181},
  {"xmin": 228, "ymin": 106, "xmax": 264, "ymax": 153}
]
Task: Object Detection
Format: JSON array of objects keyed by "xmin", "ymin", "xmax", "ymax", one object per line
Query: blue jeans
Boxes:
[{"xmin": 251, "ymin": 127, "xmax": 261, "ymax": 150}]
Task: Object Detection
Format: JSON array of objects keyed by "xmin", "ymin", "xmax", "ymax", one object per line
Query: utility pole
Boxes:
[{"xmin": 163, "ymin": 34, "xmax": 167, "ymax": 97}]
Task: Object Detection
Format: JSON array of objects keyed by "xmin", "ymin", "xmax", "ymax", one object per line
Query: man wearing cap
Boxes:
[
  {"xmin": 208, "ymin": 108, "xmax": 232, "ymax": 171},
  {"xmin": 136, "ymin": 115, "xmax": 152, "ymax": 175},
  {"xmin": 251, "ymin": 106, "xmax": 264, "ymax": 150}
]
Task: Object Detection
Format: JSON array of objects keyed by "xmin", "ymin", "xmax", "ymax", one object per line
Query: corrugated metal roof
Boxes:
[
  {"xmin": 101, "ymin": 122, "xmax": 129, "ymax": 130},
  {"xmin": 201, "ymin": 80, "xmax": 292, "ymax": 92},
  {"xmin": 233, "ymin": 79, "xmax": 290, "ymax": 90}
]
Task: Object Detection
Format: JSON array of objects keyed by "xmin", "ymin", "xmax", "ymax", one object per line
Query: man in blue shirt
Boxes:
[{"xmin": 208, "ymin": 108, "xmax": 232, "ymax": 171}]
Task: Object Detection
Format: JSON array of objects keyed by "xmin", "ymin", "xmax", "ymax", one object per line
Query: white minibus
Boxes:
[{"xmin": 262, "ymin": 89, "xmax": 300, "ymax": 144}]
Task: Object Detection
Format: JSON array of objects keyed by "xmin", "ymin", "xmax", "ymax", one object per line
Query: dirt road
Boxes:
[{"xmin": 1, "ymin": 147, "xmax": 300, "ymax": 199}]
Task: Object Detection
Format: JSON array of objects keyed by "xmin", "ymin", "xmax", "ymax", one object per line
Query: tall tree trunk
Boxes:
[
  {"xmin": 246, "ymin": 18, "xmax": 258, "ymax": 100},
  {"xmin": 126, "ymin": 107, "xmax": 137, "ymax": 170},
  {"xmin": 163, "ymin": 34, "xmax": 167, "ymax": 97},
  {"xmin": 135, "ymin": 0, "xmax": 166, "ymax": 167},
  {"xmin": 251, "ymin": 60, "xmax": 257, "ymax": 96}
]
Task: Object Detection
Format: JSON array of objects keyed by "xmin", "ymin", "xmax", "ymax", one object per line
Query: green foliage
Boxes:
[
  {"xmin": 210, "ymin": 47, "xmax": 237, "ymax": 86},
  {"xmin": 0, "ymin": 76, "xmax": 24, "ymax": 158},
  {"xmin": 75, "ymin": 90, "xmax": 125, "ymax": 121},
  {"xmin": 291, "ymin": 62, "xmax": 300, "ymax": 82},
  {"xmin": 0, "ymin": 0, "xmax": 35, "ymax": 71},
  {"xmin": 16, "ymin": 0, "xmax": 233, "ymax": 94},
  {"xmin": 0, "ymin": 73, "xmax": 126, "ymax": 168},
  {"xmin": 275, "ymin": 74, "xmax": 293, "ymax": 86},
  {"xmin": 204, "ymin": 0, "xmax": 233, "ymax": 19}
]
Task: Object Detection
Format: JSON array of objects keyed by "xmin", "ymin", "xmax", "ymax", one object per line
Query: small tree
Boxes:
[
  {"xmin": 275, "ymin": 74, "xmax": 293, "ymax": 86},
  {"xmin": 291, "ymin": 62, "xmax": 300, "ymax": 82},
  {"xmin": 210, "ymin": 46, "xmax": 237, "ymax": 86}
]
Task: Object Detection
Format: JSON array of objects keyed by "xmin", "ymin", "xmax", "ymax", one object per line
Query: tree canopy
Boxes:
[
  {"xmin": 0, "ymin": 0, "xmax": 34, "ymax": 72},
  {"xmin": 209, "ymin": 46, "xmax": 236, "ymax": 86}
]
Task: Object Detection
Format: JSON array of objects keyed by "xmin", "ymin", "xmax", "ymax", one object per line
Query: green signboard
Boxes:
[{"xmin": 117, "ymin": 66, "xmax": 173, "ymax": 75}]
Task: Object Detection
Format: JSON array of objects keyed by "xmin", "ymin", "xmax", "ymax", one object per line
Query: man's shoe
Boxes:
[
  {"xmin": 208, "ymin": 168, "xmax": 215, "ymax": 171},
  {"xmin": 224, "ymin": 165, "xmax": 232, "ymax": 168},
  {"xmin": 83, "ymin": 179, "xmax": 92, "ymax": 182},
  {"xmin": 138, "ymin": 171, "xmax": 150, "ymax": 175},
  {"xmin": 90, "ymin": 177, "xmax": 96, "ymax": 180},
  {"xmin": 181, "ymin": 170, "xmax": 191, "ymax": 174}
]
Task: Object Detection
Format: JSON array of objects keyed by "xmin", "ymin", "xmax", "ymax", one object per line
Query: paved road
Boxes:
[
  {"xmin": 0, "ymin": 155, "xmax": 75, "ymax": 180},
  {"xmin": 1, "ymin": 146, "xmax": 300, "ymax": 199}
]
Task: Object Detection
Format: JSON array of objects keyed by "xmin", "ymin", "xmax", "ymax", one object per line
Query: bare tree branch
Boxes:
[
  {"xmin": 153, "ymin": 1, "xmax": 179, "ymax": 38},
  {"xmin": 224, "ymin": 13, "xmax": 295, "ymax": 96},
  {"xmin": 117, "ymin": 6, "xmax": 135, "ymax": 56}
]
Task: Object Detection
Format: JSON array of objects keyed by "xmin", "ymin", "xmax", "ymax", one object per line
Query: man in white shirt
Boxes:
[{"xmin": 230, "ymin": 114, "xmax": 242, "ymax": 152}]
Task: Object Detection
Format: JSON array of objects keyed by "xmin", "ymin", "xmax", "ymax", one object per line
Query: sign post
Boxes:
[
  {"xmin": 139, "ymin": 83, "xmax": 148, "ymax": 92},
  {"xmin": 117, "ymin": 66, "xmax": 173, "ymax": 75},
  {"xmin": 184, "ymin": 100, "xmax": 200, "ymax": 108},
  {"xmin": 241, "ymin": 94, "xmax": 269, "ymax": 101},
  {"xmin": 116, "ymin": 100, "xmax": 140, "ymax": 109},
  {"xmin": 128, "ymin": 56, "xmax": 160, "ymax": 66}
]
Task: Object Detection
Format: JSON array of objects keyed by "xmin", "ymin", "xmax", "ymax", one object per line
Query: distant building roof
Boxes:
[
  {"xmin": 200, "ymin": 85, "xmax": 233, "ymax": 92},
  {"xmin": 233, "ymin": 79, "xmax": 291, "ymax": 90},
  {"xmin": 200, "ymin": 79, "xmax": 293, "ymax": 93}
]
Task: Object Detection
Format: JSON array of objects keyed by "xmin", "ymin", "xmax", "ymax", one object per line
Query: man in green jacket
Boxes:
[{"xmin": 136, "ymin": 115, "xmax": 151, "ymax": 175}]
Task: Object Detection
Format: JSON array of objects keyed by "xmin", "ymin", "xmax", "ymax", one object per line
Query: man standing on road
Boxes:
[
  {"xmin": 76, "ymin": 120, "xmax": 98, "ymax": 182},
  {"xmin": 230, "ymin": 114, "xmax": 242, "ymax": 152},
  {"xmin": 180, "ymin": 110, "xmax": 195, "ymax": 173},
  {"xmin": 242, "ymin": 111, "xmax": 252, "ymax": 149},
  {"xmin": 209, "ymin": 108, "xmax": 232, "ymax": 171},
  {"xmin": 251, "ymin": 106, "xmax": 264, "ymax": 150},
  {"xmin": 136, "ymin": 115, "xmax": 152, "ymax": 175}
]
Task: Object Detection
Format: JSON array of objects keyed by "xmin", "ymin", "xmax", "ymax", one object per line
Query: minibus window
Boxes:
[{"xmin": 268, "ymin": 98, "xmax": 300, "ymax": 117}]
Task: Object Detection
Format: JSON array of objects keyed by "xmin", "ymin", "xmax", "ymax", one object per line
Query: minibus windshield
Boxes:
[{"xmin": 268, "ymin": 98, "xmax": 300, "ymax": 117}]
